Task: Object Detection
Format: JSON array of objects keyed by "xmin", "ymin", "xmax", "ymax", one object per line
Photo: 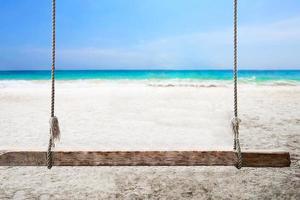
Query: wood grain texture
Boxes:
[{"xmin": 0, "ymin": 150, "xmax": 290, "ymax": 167}]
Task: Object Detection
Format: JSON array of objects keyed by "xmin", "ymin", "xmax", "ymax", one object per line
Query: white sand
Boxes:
[{"xmin": 0, "ymin": 80, "xmax": 299, "ymax": 199}]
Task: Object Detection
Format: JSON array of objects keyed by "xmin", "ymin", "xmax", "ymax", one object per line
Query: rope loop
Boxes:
[{"xmin": 231, "ymin": 117, "xmax": 242, "ymax": 169}]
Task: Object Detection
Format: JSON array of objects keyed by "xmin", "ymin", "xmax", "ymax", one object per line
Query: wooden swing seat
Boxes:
[{"xmin": 0, "ymin": 150, "xmax": 290, "ymax": 167}]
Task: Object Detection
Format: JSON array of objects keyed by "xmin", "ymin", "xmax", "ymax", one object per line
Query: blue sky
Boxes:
[{"xmin": 0, "ymin": 0, "xmax": 299, "ymax": 70}]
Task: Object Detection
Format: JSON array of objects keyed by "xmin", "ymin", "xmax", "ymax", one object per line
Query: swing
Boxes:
[{"xmin": 0, "ymin": 0, "xmax": 291, "ymax": 168}]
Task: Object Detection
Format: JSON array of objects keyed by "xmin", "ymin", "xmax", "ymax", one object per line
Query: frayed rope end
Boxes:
[{"xmin": 50, "ymin": 116, "xmax": 60, "ymax": 147}]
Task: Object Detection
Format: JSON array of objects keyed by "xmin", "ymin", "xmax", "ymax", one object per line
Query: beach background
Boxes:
[
  {"xmin": 1, "ymin": 0, "xmax": 300, "ymax": 198},
  {"xmin": 0, "ymin": 70, "xmax": 299, "ymax": 199}
]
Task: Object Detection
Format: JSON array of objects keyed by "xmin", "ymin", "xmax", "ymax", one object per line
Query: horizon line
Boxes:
[{"xmin": 1, "ymin": 68, "xmax": 300, "ymax": 71}]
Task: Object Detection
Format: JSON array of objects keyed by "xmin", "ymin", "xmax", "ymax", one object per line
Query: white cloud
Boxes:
[
  {"xmin": 55, "ymin": 16, "xmax": 300, "ymax": 69},
  {"xmin": 239, "ymin": 17, "xmax": 300, "ymax": 44},
  {"xmin": 2, "ymin": 16, "xmax": 299, "ymax": 69}
]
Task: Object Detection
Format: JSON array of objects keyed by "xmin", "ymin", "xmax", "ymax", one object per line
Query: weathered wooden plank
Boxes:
[{"xmin": 0, "ymin": 150, "xmax": 290, "ymax": 167}]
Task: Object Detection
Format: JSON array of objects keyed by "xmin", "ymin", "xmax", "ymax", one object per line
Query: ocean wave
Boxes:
[
  {"xmin": 0, "ymin": 80, "xmax": 49, "ymax": 89},
  {"xmin": 239, "ymin": 76, "xmax": 257, "ymax": 82},
  {"xmin": 0, "ymin": 79, "xmax": 299, "ymax": 89},
  {"xmin": 259, "ymin": 80, "xmax": 300, "ymax": 86},
  {"xmin": 148, "ymin": 83, "xmax": 224, "ymax": 88}
]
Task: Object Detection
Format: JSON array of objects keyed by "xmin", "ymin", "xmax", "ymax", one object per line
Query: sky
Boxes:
[{"xmin": 0, "ymin": 0, "xmax": 299, "ymax": 70}]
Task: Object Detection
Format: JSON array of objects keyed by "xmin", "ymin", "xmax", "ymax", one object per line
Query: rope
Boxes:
[
  {"xmin": 51, "ymin": 0, "xmax": 56, "ymax": 119},
  {"xmin": 232, "ymin": 0, "xmax": 242, "ymax": 169},
  {"xmin": 47, "ymin": 137, "xmax": 53, "ymax": 169},
  {"xmin": 47, "ymin": 0, "xmax": 59, "ymax": 169}
]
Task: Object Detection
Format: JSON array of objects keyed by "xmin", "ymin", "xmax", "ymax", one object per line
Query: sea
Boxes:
[{"xmin": 0, "ymin": 70, "xmax": 299, "ymax": 86}]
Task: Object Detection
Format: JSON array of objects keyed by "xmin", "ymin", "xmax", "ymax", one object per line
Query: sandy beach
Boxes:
[{"xmin": 0, "ymin": 80, "xmax": 299, "ymax": 199}]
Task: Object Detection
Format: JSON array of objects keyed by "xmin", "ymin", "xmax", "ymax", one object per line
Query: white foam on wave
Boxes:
[
  {"xmin": 0, "ymin": 79, "xmax": 299, "ymax": 89},
  {"xmin": 0, "ymin": 80, "xmax": 49, "ymax": 89},
  {"xmin": 260, "ymin": 80, "xmax": 300, "ymax": 86}
]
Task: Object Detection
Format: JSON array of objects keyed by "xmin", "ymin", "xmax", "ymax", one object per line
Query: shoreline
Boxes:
[{"xmin": 0, "ymin": 79, "xmax": 299, "ymax": 89}]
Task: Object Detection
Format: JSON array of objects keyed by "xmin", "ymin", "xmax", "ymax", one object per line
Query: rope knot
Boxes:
[
  {"xmin": 231, "ymin": 117, "xmax": 241, "ymax": 136},
  {"xmin": 49, "ymin": 116, "xmax": 60, "ymax": 147},
  {"xmin": 231, "ymin": 117, "xmax": 241, "ymax": 128}
]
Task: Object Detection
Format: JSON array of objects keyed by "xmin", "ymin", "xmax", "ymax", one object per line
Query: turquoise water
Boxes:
[{"xmin": 0, "ymin": 70, "xmax": 299, "ymax": 82}]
